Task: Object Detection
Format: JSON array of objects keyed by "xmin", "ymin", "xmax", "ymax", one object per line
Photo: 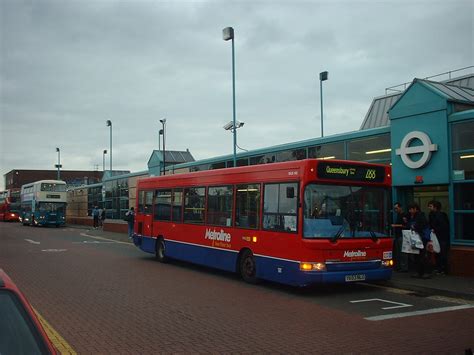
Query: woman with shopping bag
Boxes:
[{"xmin": 407, "ymin": 203, "xmax": 432, "ymax": 279}]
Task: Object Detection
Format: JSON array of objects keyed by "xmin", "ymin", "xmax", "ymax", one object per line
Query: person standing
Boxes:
[
  {"xmin": 125, "ymin": 207, "xmax": 135, "ymax": 239},
  {"xmin": 407, "ymin": 203, "xmax": 431, "ymax": 279},
  {"xmin": 391, "ymin": 202, "xmax": 408, "ymax": 272},
  {"xmin": 92, "ymin": 206, "xmax": 99, "ymax": 229},
  {"xmin": 428, "ymin": 200, "xmax": 450, "ymax": 274},
  {"xmin": 100, "ymin": 208, "xmax": 106, "ymax": 230}
]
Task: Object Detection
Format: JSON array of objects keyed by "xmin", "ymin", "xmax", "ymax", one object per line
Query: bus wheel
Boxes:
[
  {"xmin": 155, "ymin": 239, "xmax": 168, "ymax": 263},
  {"xmin": 239, "ymin": 250, "xmax": 258, "ymax": 284}
]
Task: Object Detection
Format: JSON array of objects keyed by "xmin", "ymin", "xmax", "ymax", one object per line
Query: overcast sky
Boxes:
[{"xmin": 1, "ymin": 0, "xmax": 473, "ymax": 190}]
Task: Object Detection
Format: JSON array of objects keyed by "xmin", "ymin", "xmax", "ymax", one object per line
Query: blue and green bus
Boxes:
[{"xmin": 20, "ymin": 180, "xmax": 67, "ymax": 227}]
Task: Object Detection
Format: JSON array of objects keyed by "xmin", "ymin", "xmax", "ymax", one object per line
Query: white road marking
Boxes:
[
  {"xmin": 25, "ymin": 239, "xmax": 40, "ymax": 245},
  {"xmin": 365, "ymin": 304, "xmax": 474, "ymax": 321},
  {"xmin": 350, "ymin": 298, "xmax": 412, "ymax": 310},
  {"xmin": 73, "ymin": 240, "xmax": 115, "ymax": 244},
  {"xmin": 79, "ymin": 232, "xmax": 131, "ymax": 245},
  {"xmin": 41, "ymin": 249, "xmax": 67, "ymax": 252}
]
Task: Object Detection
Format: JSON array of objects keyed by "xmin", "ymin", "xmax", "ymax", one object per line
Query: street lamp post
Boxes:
[
  {"xmin": 106, "ymin": 120, "xmax": 112, "ymax": 172},
  {"xmin": 223, "ymin": 26, "xmax": 237, "ymax": 167},
  {"xmin": 55, "ymin": 147, "xmax": 61, "ymax": 180},
  {"xmin": 319, "ymin": 71, "xmax": 328, "ymax": 137},
  {"xmin": 159, "ymin": 119, "xmax": 166, "ymax": 175},
  {"xmin": 103, "ymin": 150, "xmax": 107, "ymax": 172}
]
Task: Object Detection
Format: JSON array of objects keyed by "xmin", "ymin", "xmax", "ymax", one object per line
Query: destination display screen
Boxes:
[{"xmin": 317, "ymin": 162, "xmax": 386, "ymax": 183}]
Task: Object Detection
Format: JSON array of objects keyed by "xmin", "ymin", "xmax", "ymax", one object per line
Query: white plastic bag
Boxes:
[
  {"xmin": 402, "ymin": 230, "xmax": 420, "ymax": 254},
  {"xmin": 430, "ymin": 231, "xmax": 441, "ymax": 253}
]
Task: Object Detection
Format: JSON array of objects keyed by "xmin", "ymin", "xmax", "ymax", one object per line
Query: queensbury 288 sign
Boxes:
[{"xmin": 317, "ymin": 162, "xmax": 385, "ymax": 182}]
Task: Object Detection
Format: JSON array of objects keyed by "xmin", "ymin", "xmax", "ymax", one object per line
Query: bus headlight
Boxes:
[
  {"xmin": 300, "ymin": 262, "xmax": 326, "ymax": 272},
  {"xmin": 382, "ymin": 259, "xmax": 394, "ymax": 267}
]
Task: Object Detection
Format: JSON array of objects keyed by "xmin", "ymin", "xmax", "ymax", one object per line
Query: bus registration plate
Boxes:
[{"xmin": 345, "ymin": 274, "xmax": 366, "ymax": 282}]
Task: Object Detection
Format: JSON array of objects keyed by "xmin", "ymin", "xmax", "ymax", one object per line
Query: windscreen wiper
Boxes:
[{"xmin": 331, "ymin": 225, "xmax": 345, "ymax": 243}]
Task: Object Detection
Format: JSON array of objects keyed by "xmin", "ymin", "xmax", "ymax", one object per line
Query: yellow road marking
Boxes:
[{"xmin": 34, "ymin": 308, "xmax": 77, "ymax": 354}]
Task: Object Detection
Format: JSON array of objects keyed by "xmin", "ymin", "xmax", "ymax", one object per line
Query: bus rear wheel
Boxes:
[
  {"xmin": 239, "ymin": 250, "xmax": 258, "ymax": 284},
  {"xmin": 155, "ymin": 239, "xmax": 168, "ymax": 263}
]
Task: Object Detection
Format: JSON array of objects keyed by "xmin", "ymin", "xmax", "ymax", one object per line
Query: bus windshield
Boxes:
[
  {"xmin": 37, "ymin": 202, "xmax": 66, "ymax": 213},
  {"xmin": 303, "ymin": 184, "xmax": 389, "ymax": 239},
  {"xmin": 40, "ymin": 183, "xmax": 66, "ymax": 192}
]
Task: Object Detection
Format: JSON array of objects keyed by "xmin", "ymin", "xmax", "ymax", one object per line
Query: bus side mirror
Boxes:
[{"xmin": 286, "ymin": 187, "xmax": 295, "ymax": 199}]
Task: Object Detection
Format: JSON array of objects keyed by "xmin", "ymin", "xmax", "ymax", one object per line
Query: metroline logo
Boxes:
[
  {"xmin": 343, "ymin": 250, "xmax": 367, "ymax": 258},
  {"xmin": 205, "ymin": 228, "xmax": 231, "ymax": 243}
]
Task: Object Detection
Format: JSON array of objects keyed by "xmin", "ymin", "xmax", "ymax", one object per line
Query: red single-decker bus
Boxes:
[{"xmin": 133, "ymin": 159, "xmax": 393, "ymax": 286}]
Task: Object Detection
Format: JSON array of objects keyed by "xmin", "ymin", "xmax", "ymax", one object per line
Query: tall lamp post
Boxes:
[
  {"xmin": 159, "ymin": 119, "xmax": 166, "ymax": 175},
  {"xmin": 319, "ymin": 71, "xmax": 328, "ymax": 137},
  {"xmin": 55, "ymin": 147, "xmax": 61, "ymax": 180},
  {"xmin": 103, "ymin": 150, "xmax": 107, "ymax": 172},
  {"xmin": 106, "ymin": 120, "xmax": 112, "ymax": 172},
  {"xmin": 222, "ymin": 26, "xmax": 237, "ymax": 167}
]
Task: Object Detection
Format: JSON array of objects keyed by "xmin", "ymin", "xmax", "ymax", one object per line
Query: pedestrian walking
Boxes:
[
  {"xmin": 391, "ymin": 202, "xmax": 409, "ymax": 272},
  {"xmin": 92, "ymin": 206, "xmax": 99, "ymax": 229},
  {"xmin": 407, "ymin": 203, "xmax": 431, "ymax": 279},
  {"xmin": 100, "ymin": 208, "xmax": 106, "ymax": 229},
  {"xmin": 125, "ymin": 207, "xmax": 135, "ymax": 239},
  {"xmin": 428, "ymin": 200, "xmax": 450, "ymax": 274}
]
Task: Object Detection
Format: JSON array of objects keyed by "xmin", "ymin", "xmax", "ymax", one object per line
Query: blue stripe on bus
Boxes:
[{"xmin": 133, "ymin": 235, "xmax": 392, "ymax": 286}]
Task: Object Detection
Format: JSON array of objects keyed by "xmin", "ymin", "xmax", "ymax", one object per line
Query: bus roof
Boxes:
[{"xmin": 137, "ymin": 159, "xmax": 391, "ymax": 189}]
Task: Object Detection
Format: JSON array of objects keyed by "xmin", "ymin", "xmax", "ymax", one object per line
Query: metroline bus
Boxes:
[
  {"xmin": 20, "ymin": 180, "xmax": 67, "ymax": 227},
  {"xmin": 133, "ymin": 159, "xmax": 393, "ymax": 286},
  {"xmin": 0, "ymin": 190, "xmax": 20, "ymax": 222}
]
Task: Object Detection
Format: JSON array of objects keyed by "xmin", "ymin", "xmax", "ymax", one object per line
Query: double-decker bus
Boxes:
[
  {"xmin": 0, "ymin": 190, "xmax": 21, "ymax": 222},
  {"xmin": 20, "ymin": 180, "xmax": 67, "ymax": 227},
  {"xmin": 133, "ymin": 159, "xmax": 393, "ymax": 286}
]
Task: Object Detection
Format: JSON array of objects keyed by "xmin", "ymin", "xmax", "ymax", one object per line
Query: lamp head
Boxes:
[
  {"xmin": 106, "ymin": 120, "xmax": 112, "ymax": 127},
  {"xmin": 103, "ymin": 149, "xmax": 107, "ymax": 154},
  {"xmin": 56, "ymin": 147, "xmax": 60, "ymax": 152},
  {"xmin": 222, "ymin": 27, "xmax": 234, "ymax": 41},
  {"xmin": 319, "ymin": 71, "xmax": 328, "ymax": 81}
]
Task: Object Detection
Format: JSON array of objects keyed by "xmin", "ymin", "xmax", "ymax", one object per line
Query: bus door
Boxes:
[{"xmin": 142, "ymin": 191, "xmax": 154, "ymax": 237}]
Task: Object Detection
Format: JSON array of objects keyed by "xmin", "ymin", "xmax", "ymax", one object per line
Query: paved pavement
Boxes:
[{"xmin": 72, "ymin": 224, "xmax": 474, "ymax": 301}]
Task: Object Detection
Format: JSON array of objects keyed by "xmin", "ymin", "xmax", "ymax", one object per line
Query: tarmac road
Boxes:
[{"xmin": 1, "ymin": 222, "xmax": 473, "ymax": 353}]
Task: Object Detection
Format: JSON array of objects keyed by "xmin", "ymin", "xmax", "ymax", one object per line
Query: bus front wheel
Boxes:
[
  {"xmin": 239, "ymin": 250, "xmax": 258, "ymax": 284},
  {"xmin": 155, "ymin": 238, "xmax": 168, "ymax": 263}
]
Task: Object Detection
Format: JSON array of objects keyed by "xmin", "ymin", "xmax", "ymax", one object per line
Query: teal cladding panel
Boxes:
[{"xmin": 391, "ymin": 110, "xmax": 449, "ymax": 186}]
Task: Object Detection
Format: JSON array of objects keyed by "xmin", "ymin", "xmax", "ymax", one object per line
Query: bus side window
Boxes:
[
  {"xmin": 184, "ymin": 187, "xmax": 206, "ymax": 224},
  {"xmin": 207, "ymin": 186, "xmax": 233, "ymax": 227},
  {"xmin": 235, "ymin": 184, "xmax": 260, "ymax": 229},
  {"xmin": 138, "ymin": 191, "xmax": 145, "ymax": 213},
  {"xmin": 144, "ymin": 191, "xmax": 153, "ymax": 215},
  {"xmin": 263, "ymin": 183, "xmax": 298, "ymax": 233},
  {"xmin": 172, "ymin": 189, "xmax": 183, "ymax": 222},
  {"xmin": 154, "ymin": 189, "xmax": 171, "ymax": 221}
]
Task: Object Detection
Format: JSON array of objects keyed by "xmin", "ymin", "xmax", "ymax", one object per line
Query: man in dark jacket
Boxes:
[
  {"xmin": 428, "ymin": 200, "xmax": 450, "ymax": 274},
  {"xmin": 391, "ymin": 202, "xmax": 408, "ymax": 272}
]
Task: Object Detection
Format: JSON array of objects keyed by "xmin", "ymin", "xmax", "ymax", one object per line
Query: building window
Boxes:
[
  {"xmin": 308, "ymin": 142, "xmax": 344, "ymax": 161},
  {"xmin": 184, "ymin": 187, "xmax": 206, "ymax": 224},
  {"xmin": 347, "ymin": 134, "xmax": 391, "ymax": 163},
  {"xmin": 235, "ymin": 184, "xmax": 261, "ymax": 229},
  {"xmin": 276, "ymin": 149, "xmax": 307, "ymax": 162},
  {"xmin": 249, "ymin": 153, "xmax": 276, "ymax": 165},
  {"xmin": 452, "ymin": 120, "xmax": 474, "ymax": 180},
  {"xmin": 207, "ymin": 186, "xmax": 233, "ymax": 226},
  {"xmin": 263, "ymin": 183, "xmax": 298, "ymax": 232}
]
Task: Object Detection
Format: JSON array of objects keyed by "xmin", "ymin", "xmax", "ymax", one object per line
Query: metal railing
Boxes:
[{"xmin": 385, "ymin": 66, "xmax": 474, "ymax": 95}]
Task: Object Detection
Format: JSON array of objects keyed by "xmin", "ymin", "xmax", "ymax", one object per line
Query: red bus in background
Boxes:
[
  {"xmin": 0, "ymin": 190, "xmax": 20, "ymax": 222},
  {"xmin": 133, "ymin": 159, "xmax": 393, "ymax": 287}
]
